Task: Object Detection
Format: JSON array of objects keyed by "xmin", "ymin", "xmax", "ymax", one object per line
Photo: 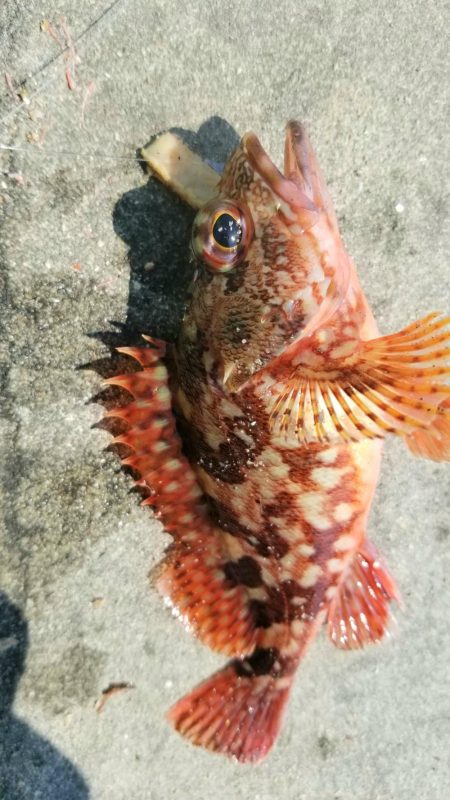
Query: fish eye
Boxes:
[
  {"xmin": 191, "ymin": 199, "xmax": 254, "ymax": 272},
  {"xmin": 212, "ymin": 212, "xmax": 242, "ymax": 248}
]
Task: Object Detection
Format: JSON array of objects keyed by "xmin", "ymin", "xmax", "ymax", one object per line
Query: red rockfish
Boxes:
[{"xmin": 105, "ymin": 122, "xmax": 450, "ymax": 762}]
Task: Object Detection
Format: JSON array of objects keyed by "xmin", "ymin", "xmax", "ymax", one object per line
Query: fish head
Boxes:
[{"xmin": 188, "ymin": 121, "xmax": 351, "ymax": 392}]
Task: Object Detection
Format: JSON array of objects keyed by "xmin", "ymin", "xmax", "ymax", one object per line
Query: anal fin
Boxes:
[{"xmin": 327, "ymin": 540, "xmax": 401, "ymax": 650}]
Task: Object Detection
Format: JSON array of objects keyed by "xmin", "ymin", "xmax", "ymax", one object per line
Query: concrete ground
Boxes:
[{"xmin": 0, "ymin": 1, "xmax": 449, "ymax": 798}]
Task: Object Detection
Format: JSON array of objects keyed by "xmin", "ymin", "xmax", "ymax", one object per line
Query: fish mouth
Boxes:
[
  {"xmin": 242, "ymin": 122, "xmax": 319, "ymax": 230},
  {"xmin": 243, "ymin": 121, "xmax": 342, "ymax": 234},
  {"xmin": 283, "ymin": 121, "xmax": 320, "ymax": 199}
]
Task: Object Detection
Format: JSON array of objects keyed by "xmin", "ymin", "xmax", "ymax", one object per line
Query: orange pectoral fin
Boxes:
[
  {"xmin": 404, "ymin": 397, "xmax": 450, "ymax": 462},
  {"xmin": 327, "ymin": 540, "xmax": 401, "ymax": 650},
  {"xmin": 268, "ymin": 313, "xmax": 450, "ymax": 446}
]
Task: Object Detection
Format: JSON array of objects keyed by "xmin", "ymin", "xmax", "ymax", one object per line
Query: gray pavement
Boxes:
[{"xmin": 0, "ymin": 1, "xmax": 449, "ymax": 798}]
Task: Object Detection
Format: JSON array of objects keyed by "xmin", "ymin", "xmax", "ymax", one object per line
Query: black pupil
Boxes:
[{"xmin": 212, "ymin": 213, "xmax": 242, "ymax": 249}]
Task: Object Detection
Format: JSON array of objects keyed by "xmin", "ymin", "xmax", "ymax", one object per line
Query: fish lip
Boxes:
[
  {"xmin": 242, "ymin": 130, "xmax": 318, "ymax": 221},
  {"xmin": 283, "ymin": 120, "xmax": 312, "ymax": 187}
]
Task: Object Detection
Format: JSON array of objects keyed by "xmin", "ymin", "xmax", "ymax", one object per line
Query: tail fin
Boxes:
[{"xmin": 168, "ymin": 661, "xmax": 292, "ymax": 763}]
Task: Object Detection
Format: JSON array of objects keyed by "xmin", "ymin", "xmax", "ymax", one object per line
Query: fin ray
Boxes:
[
  {"xmin": 157, "ymin": 537, "xmax": 259, "ymax": 658},
  {"xmin": 105, "ymin": 346, "xmax": 262, "ymax": 657},
  {"xmin": 268, "ymin": 313, "xmax": 450, "ymax": 448},
  {"xmin": 327, "ymin": 541, "xmax": 400, "ymax": 650},
  {"xmin": 405, "ymin": 397, "xmax": 450, "ymax": 461},
  {"xmin": 168, "ymin": 663, "xmax": 291, "ymax": 763}
]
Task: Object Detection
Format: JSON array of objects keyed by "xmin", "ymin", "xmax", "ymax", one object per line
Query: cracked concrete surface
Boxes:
[{"xmin": 0, "ymin": 1, "xmax": 449, "ymax": 798}]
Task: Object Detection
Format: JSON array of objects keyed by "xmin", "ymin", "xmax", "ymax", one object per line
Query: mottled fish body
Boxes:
[{"xmin": 106, "ymin": 122, "xmax": 450, "ymax": 762}]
